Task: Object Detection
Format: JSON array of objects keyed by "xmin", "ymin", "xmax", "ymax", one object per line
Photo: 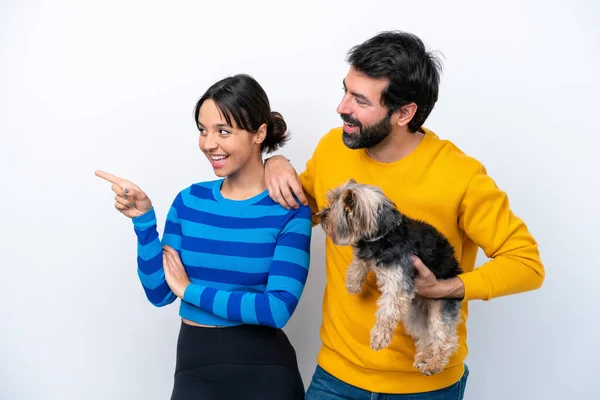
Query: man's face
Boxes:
[{"xmin": 337, "ymin": 66, "xmax": 393, "ymax": 149}]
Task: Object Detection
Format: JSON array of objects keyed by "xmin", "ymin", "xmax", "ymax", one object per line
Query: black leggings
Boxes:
[{"xmin": 170, "ymin": 321, "xmax": 305, "ymax": 400}]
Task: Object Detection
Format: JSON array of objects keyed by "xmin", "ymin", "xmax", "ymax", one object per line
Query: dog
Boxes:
[{"xmin": 316, "ymin": 179, "xmax": 463, "ymax": 376}]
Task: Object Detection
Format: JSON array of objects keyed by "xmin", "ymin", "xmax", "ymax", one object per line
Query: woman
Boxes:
[{"xmin": 96, "ymin": 74, "xmax": 312, "ymax": 399}]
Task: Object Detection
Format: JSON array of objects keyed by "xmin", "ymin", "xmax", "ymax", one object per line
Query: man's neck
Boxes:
[{"xmin": 366, "ymin": 128, "xmax": 425, "ymax": 163}]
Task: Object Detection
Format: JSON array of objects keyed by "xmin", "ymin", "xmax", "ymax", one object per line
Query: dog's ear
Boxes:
[
  {"xmin": 347, "ymin": 178, "xmax": 357, "ymax": 184},
  {"xmin": 342, "ymin": 188, "xmax": 355, "ymax": 214}
]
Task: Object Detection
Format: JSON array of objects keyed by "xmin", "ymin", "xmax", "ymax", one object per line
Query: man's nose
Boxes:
[{"xmin": 336, "ymin": 94, "xmax": 352, "ymax": 115}]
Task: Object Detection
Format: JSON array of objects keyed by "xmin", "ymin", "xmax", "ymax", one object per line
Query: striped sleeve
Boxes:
[
  {"xmin": 182, "ymin": 204, "xmax": 313, "ymax": 328},
  {"xmin": 132, "ymin": 194, "xmax": 183, "ymax": 307}
]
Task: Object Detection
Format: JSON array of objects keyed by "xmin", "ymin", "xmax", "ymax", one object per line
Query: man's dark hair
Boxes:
[{"xmin": 347, "ymin": 31, "xmax": 442, "ymax": 132}]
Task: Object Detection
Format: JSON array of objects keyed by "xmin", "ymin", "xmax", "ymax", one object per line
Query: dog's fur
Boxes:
[{"xmin": 316, "ymin": 179, "xmax": 463, "ymax": 376}]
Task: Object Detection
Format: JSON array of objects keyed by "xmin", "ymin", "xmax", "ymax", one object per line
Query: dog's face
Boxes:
[{"xmin": 317, "ymin": 179, "xmax": 399, "ymax": 246}]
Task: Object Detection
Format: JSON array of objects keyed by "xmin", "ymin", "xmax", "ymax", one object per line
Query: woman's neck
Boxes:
[{"xmin": 220, "ymin": 155, "xmax": 267, "ymax": 200}]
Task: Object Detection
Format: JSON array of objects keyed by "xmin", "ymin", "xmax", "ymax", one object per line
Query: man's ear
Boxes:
[
  {"xmin": 255, "ymin": 123, "xmax": 267, "ymax": 144},
  {"xmin": 394, "ymin": 103, "xmax": 418, "ymax": 129}
]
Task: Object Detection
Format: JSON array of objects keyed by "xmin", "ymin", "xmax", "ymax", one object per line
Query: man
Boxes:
[{"xmin": 265, "ymin": 31, "xmax": 544, "ymax": 399}]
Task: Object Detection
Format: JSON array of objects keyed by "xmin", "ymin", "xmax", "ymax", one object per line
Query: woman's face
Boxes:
[{"xmin": 197, "ymin": 99, "xmax": 265, "ymax": 178}]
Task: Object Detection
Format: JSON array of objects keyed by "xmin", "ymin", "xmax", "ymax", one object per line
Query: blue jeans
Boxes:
[{"xmin": 305, "ymin": 365, "xmax": 469, "ymax": 400}]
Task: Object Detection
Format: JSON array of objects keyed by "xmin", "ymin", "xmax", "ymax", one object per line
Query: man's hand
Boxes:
[
  {"xmin": 163, "ymin": 245, "xmax": 191, "ymax": 299},
  {"xmin": 264, "ymin": 155, "xmax": 307, "ymax": 209},
  {"xmin": 411, "ymin": 255, "xmax": 465, "ymax": 299}
]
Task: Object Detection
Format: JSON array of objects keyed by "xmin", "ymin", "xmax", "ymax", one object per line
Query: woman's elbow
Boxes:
[{"xmin": 144, "ymin": 289, "xmax": 176, "ymax": 308}]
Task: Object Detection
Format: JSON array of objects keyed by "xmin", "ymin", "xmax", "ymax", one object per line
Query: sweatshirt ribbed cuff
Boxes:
[{"xmin": 458, "ymin": 269, "xmax": 491, "ymax": 301}]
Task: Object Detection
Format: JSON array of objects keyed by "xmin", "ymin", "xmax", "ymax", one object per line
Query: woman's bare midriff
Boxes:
[{"xmin": 182, "ymin": 318, "xmax": 220, "ymax": 328}]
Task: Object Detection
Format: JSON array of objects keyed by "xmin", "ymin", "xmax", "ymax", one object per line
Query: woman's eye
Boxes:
[{"xmin": 220, "ymin": 129, "xmax": 231, "ymax": 135}]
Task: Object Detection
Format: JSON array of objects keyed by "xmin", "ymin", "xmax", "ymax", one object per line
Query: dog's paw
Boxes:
[
  {"xmin": 370, "ymin": 326, "xmax": 392, "ymax": 351},
  {"xmin": 414, "ymin": 354, "xmax": 446, "ymax": 376},
  {"xmin": 413, "ymin": 352, "xmax": 427, "ymax": 369},
  {"xmin": 345, "ymin": 280, "xmax": 364, "ymax": 295},
  {"xmin": 345, "ymin": 264, "xmax": 365, "ymax": 295},
  {"xmin": 416, "ymin": 364, "xmax": 444, "ymax": 376}
]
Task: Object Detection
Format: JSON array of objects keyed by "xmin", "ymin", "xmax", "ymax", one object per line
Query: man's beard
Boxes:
[{"xmin": 341, "ymin": 113, "xmax": 393, "ymax": 149}]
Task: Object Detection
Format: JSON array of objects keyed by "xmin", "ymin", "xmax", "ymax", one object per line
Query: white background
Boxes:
[{"xmin": 1, "ymin": 0, "xmax": 598, "ymax": 399}]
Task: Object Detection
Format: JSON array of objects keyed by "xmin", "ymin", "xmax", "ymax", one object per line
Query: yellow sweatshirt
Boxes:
[{"xmin": 299, "ymin": 127, "xmax": 544, "ymax": 393}]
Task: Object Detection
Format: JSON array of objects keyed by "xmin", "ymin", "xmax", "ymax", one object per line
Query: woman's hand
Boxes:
[
  {"xmin": 163, "ymin": 245, "xmax": 191, "ymax": 299},
  {"xmin": 95, "ymin": 170, "xmax": 153, "ymax": 218}
]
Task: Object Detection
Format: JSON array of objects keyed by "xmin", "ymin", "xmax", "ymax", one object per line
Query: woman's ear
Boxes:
[{"xmin": 254, "ymin": 123, "xmax": 267, "ymax": 145}]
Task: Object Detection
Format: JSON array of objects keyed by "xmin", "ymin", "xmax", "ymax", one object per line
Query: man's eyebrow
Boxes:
[{"xmin": 343, "ymin": 78, "xmax": 372, "ymax": 105}]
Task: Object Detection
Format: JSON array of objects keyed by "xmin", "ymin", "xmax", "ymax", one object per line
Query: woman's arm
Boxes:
[
  {"xmin": 134, "ymin": 194, "xmax": 184, "ymax": 307},
  {"xmin": 95, "ymin": 170, "xmax": 179, "ymax": 307},
  {"xmin": 163, "ymin": 205, "xmax": 313, "ymax": 328}
]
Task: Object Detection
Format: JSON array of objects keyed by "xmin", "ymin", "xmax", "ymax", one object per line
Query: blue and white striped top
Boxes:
[{"xmin": 131, "ymin": 179, "xmax": 313, "ymax": 328}]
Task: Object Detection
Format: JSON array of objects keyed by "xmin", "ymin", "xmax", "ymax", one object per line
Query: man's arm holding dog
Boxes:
[
  {"xmin": 455, "ymin": 168, "xmax": 544, "ymax": 301},
  {"xmin": 413, "ymin": 167, "xmax": 545, "ymax": 302}
]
